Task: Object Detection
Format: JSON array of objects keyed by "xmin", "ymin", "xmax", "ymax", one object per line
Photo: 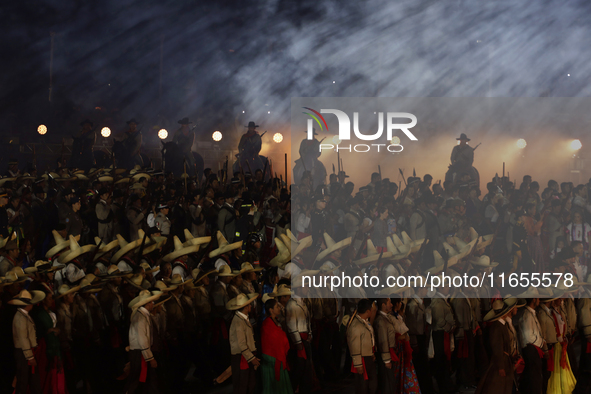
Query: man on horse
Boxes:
[
  {"xmin": 237, "ymin": 121, "xmax": 263, "ymax": 172},
  {"xmin": 174, "ymin": 117, "xmax": 196, "ymax": 175},
  {"xmin": 70, "ymin": 119, "xmax": 96, "ymax": 171},
  {"xmin": 449, "ymin": 133, "xmax": 478, "ymax": 184},
  {"xmin": 119, "ymin": 118, "xmax": 143, "ymax": 169}
]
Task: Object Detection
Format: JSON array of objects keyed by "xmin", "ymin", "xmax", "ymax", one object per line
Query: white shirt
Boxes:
[{"xmin": 519, "ymin": 306, "xmax": 544, "ymax": 349}]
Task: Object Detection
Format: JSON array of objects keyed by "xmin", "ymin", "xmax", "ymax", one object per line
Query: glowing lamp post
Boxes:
[
  {"xmin": 37, "ymin": 125, "xmax": 47, "ymax": 135},
  {"xmin": 516, "ymin": 139, "xmax": 527, "ymax": 149},
  {"xmin": 273, "ymin": 133, "xmax": 283, "ymax": 143},
  {"xmin": 101, "ymin": 127, "xmax": 111, "ymax": 138},
  {"xmin": 158, "ymin": 129, "xmax": 168, "ymax": 139},
  {"xmin": 212, "ymin": 131, "xmax": 223, "ymax": 142}
]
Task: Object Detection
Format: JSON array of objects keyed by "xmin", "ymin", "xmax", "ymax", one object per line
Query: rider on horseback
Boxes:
[
  {"xmin": 238, "ymin": 121, "xmax": 262, "ymax": 169},
  {"xmin": 119, "ymin": 118, "xmax": 143, "ymax": 169},
  {"xmin": 449, "ymin": 133, "xmax": 476, "ymax": 183},
  {"xmin": 174, "ymin": 117, "xmax": 196, "ymax": 175}
]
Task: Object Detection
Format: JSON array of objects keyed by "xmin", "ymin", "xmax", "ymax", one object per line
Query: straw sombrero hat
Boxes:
[
  {"xmin": 111, "ymin": 233, "xmax": 146, "ymax": 263},
  {"xmin": 155, "ymin": 280, "xmax": 177, "ymax": 292},
  {"xmin": 153, "ymin": 294, "xmax": 171, "ymax": 308},
  {"xmin": 385, "ymin": 237, "xmax": 411, "ymax": 261},
  {"xmin": 163, "ymin": 236, "xmax": 200, "ymax": 263},
  {"xmin": 0, "ymin": 232, "xmax": 16, "ymax": 251},
  {"xmin": 140, "ymin": 262, "xmax": 158, "ymax": 274},
  {"xmin": 217, "ymin": 265, "xmax": 238, "ymax": 277},
  {"xmin": 240, "ymin": 262, "xmax": 263, "ymax": 273},
  {"xmin": 270, "ymin": 284, "xmax": 292, "ymax": 297},
  {"xmin": 45, "ymin": 231, "xmax": 72, "ymax": 258},
  {"xmin": 209, "ymin": 231, "xmax": 243, "ymax": 258},
  {"xmin": 539, "ymin": 288, "xmax": 565, "ymax": 303},
  {"xmin": 58, "ymin": 236, "xmax": 97, "ymax": 265},
  {"xmin": 8, "ymin": 289, "xmax": 46, "ymax": 306},
  {"xmin": 269, "ymin": 238, "xmax": 291, "ymax": 268},
  {"xmin": 316, "ymin": 233, "xmax": 352, "ymax": 262},
  {"xmin": 182, "ymin": 229, "xmax": 211, "ymax": 248},
  {"xmin": 192, "ymin": 268, "xmax": 218, "ymax": 283},
  {"xmin": 483, "ymin": 298, "xmax": 518, "ymax": 322},
  {"xmin": 79, "ymin": 276, "xmax": 103, "ymax": 293},
  {"xmin": 126, "ymin": 274, "xmax": 151, "ymax": 290},
  {"xmin": 11, "ymin": 267, "xmax": 33, "ymax": 279},
  {"xmin": 165, "ymin": 273, "xmax": 188, "ymax": 287},
  {"xmin": 128, "ymin": 290, "xmax": 162, "ymax": 310},
  {"xmin": 391, "ymin": 234, "xmax": 405, "ymax": 248},
  {"xmin": 354, "ymin": 239, "xmax": 391, "ymax": 266},
  {"xmin": 142, "ymin": 237, "xmax": 167, "ymax": 255},
  {"xmin": 56, "ymin": 284, "xmax": 80, "ymax": 299},
  {"xmin": 469, "ymin": 255, "xmax": 498, "ymax": 268},
  {"xmin": 475, "ymin": 234, "xmax": 494, "ymax": 251},
  {"xmin": 93, "ymin": 237, "xmax": 120, "ymax": 261},
  {"xmin": 401, "ymin": 232, "xmax": 413, "ymax": 246},
  {"xmin": 25, "ymin": 260, "xmax": 64, "ymax": 274},
  {"xmin": 425, "ymin": 253, "xmax": 459, "ymax": 275},
  {"xmin": 226, "ymin": 293, "xmax": 258, "ymax": 310},
  {"xmin": 319, "ymin": 261, "xmax": 339, "ymax": 275},
  {"xmin": 3, "ymin": 270, "xmax": 28, "ymax": 284},
  {"xmin": 284, "ymin": 229, "xmax": 312, "ymax": 259},
  {"xmin": 102, "ymin": 264, "xmax": 129, "ymax": 278}
]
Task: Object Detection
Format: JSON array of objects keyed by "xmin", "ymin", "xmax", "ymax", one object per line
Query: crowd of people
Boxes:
[{"xmin": 0, "ymin": 126, "xmax": 590, "ymax": 394}]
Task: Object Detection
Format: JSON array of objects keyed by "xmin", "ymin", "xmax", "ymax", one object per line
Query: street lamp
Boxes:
[
  {"xmin": 158, "ymin": 129, "xmax": 168, "ymax": 139},
  {"xmin": 37, "ymin": 125, "xmax": 47, "ymax": 135}
]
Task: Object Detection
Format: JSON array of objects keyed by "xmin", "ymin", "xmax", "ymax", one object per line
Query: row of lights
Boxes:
[
  {"xmin": 38, "ymin": 124, "xmax": 284, "ymax": 144},
  {"xmin": 517, "ymin": 138, "xmax": 582, "ymax": 151}
]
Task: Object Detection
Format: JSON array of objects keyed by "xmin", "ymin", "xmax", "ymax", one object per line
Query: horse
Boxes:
[
  {"xmin": 161, "ymin": 141, "xmax": 204, "ymax": 181},
  {"xmin": 293, "ymin": 157, "xmax": 327, "ymax": 189},
  {"xmin": 445, "ymin": 164, "xmax": 480, "ymax": 188},
  {"xmin": 232, "ymin": 154, "xmax": 268, "ymax": 178}
]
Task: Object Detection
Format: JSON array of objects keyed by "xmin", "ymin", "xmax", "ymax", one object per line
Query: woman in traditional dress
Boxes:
[
  {"xmin": 260, "ymin": 299, "xmax": 293, "ymax": 394},
  {"xmin": 391, "ymin": 296, "xmax": 421, "ymax": 393},
  {"xmin": 31, "ymin": 288, "xmax": 67, "ymax": 393},
  {"xmin": 547, "ymin": 297, "xmax": 577, "ymax": 393}
]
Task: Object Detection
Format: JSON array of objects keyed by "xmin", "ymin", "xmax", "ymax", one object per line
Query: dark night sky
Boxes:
[{"xmin": 2, "ymin": 0, "xmax": 591, "ymax": 144}]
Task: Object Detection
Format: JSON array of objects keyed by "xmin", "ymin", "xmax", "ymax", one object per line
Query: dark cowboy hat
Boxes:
[
  {"xmin": 178, "ymin": 117, "xmax": 193, "ymax": 125},
  {"xmin": 245, "ymin": 121, "xmax": 259, "ymax": 128},
  {"xmin": 456, "ymin": 133, "xmax": 470, "ymax": 141},
  {"xmin": 80, "ymin": 119, "xmax": 94, "ymax": 127},
  {"xmin": 126, "ymin": 118, "xmax": 140, "ymax": 125}
]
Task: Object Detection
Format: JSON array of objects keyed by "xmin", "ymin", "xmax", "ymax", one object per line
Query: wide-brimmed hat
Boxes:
[
  {"xmin": 284, "ymin": 230, "xmax": 312, "ymax": 259},
  {"xmin": 126, "ymin": 274, "xmax": 151, "ymax": 290},
  {"xmin": 59, "ymin": 236, "xmax": 97, "ymax": 265},
  {"xmin": 56, "ymin": 284, "xmax": 80, "ymax": 299},
  {"xmin": 25, "ymin": 260, "xmax": 64, "ymax": 274},
  {"xmin": 111, "ymin": 232, "xmax": 149, "ymax": 263},
  {"xmin": 270, "ymin": 284, "xmax": 292, "ymax": 297},
  {"xmin": 192, "ymin": 268, "xmax": 218, "ymax": 283},
  {"xmin": 155, "ymin": 280, "xmax": 177, "ymax": 292},
  {"xmin": 226, "ymin": 293, "xmax": 258, "ymax": 310},
  {"xmin": 217, "ymin": 265, "xmax": 238, "ymax": 277},
  {"xmin": 128, "ymin": 290, "xmax": 162, "ymax": 310},
  {"xmin": 316, "ymin": 233, "xmax": 352, "ymax": 262},
  {"xmin": 456, "ymin": 133, "xmax": 471, "ymax": 141},
  {"xmin": 8, "ymin": 289, "xmax": 46, "ymax": 306},
  {"xmin": 45, "ymin": 230, "xmax": 72, "ymax": 258},
  {"xmin": 182, "ymin": 229, "xmax": 211, "ymax": 248},
  {"xmin": 483, "ymin": 298, "xmax": 517, "ymax": 322},
  {"xmin": 319, "ymin": 261, "xmax": 339, "ymax": 275},
  {"xmin": 469, "ymin": 255, "xmax": 499, "ymax": 268},
  {"xmin": 425, "ymin": 252, "xmax": 459, "ymax": 275},
  {"xmin": 103, "ymin": 264, "xmax": 129, "ymax": 278},
  {"xmin": 269, "ymin": 237, "xmax": 291, "ymax": 269},
  {"xmin": 11, "ymin": 267, "xmax": 33, "ymax": 279},
  {"xmin": 539, "ymin": 288, "xmax": 565, "ymax": 302},
  {"xmin": 178, "ymin": 117, "xmax": 193, "ymax": 125},
  {"xmin": 79, "ymin": 276, "xmax": 103, "ymax": 293},
  {"xmin": 3, "ymin": 271, "xmax": 27, "ymax": 284},
  {"xmin": 140, "ymin": 262, "xmax": 158, "ymax": 274},
  {"xmin": 240, "ymin": 262, "xmax": 263, "ymax": 273},
  {"xmin": 515, "ymin": 286, "xmax": 541, "ymax": 299},
  {"xmin": 93, "ymin": 237, "xmax": 120, "ymax": 261},
  {"xmin": 165, "ymin": 273, "xmax": 188, "ymax": 288},
  {"xmin": 143, "ymin": 237, "xmax": 167, "ymax": 255},
  {"xmin": 385, "ymin": 237, "xmax": 411, "ymax": 261},
  {"xmin": 245, "ymin": 122, "xmax": 259, "ymax": 128},
  {"xmin": 209, "ymin": 231, "xmax": 243, "ymax": 258},
  {"xmin": 354, "ymin": 239, "xmax": 391, "ymax": 266},
  {"xmin": 163, "ymin": 236, "xmax": 200, "ymax": 263}
]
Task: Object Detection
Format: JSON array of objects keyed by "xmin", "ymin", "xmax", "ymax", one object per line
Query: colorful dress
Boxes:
[
  {"xmin": 260, "ymin": 317, "xmax": 293, "ymax": 394},
  {"xmin": 547, "ymin": 308, "xmax": 576, "ymax": 393},
  {"xmin": 392, "ymin": 312, "xmax": 421, "ymax": 393}
]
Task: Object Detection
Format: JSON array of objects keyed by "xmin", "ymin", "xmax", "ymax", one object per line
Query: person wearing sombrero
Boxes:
[
  {"xmin": 10, "ymin": 289, "xmax": 46, "ymax": 393},
  {"xmin": 118, "ymin": 118, "xmax": 144, "ymax": 170},
  {"xmin": 0, "ymin": 237, "xmax": 20, "ymax": 276},
  {"xmin": 165, "ymin": 236, "xmax": 199, "ymax": 281},
  {"xmin": 227, "ymin": 293, "xmax": 260, "ymax": 394},
  {"xmin": 517, "ymin": 293, "xmax": 545, "ymax": 394},
  {"xmin": 450, "ymin": 133, "xmax": 474, "ymax": 179},
  {"xmin": 238, "ymin": 121, "xmax": 263, "ymax": 172},
  {"xmin": 112, "ymin": 232, "xmax": 147, "ymax": 274},
  {"xmin": 173, "ymin": 117, "xmax": 196, "ymax": 176},
  {"xmin": 58, "ymin": 235, "xmax": 96, "ymax": 286},
  {"xmin": 124, "ymin": 290, "xmax": 162, "ymax": 393},
  {"xmin": 210, "ymin": 230, "xmax": 243, "ymax": 271},
  {"xmin": 70, "ymin": 119, "xmax": 96, "ymax": 172},
  {"xmin": 346, "ymin": 298, "xmax": 378, "ymax": 394},
  {"xmin": 475, "ymin": 298, "xmax": 518, "ymax": 394}
]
